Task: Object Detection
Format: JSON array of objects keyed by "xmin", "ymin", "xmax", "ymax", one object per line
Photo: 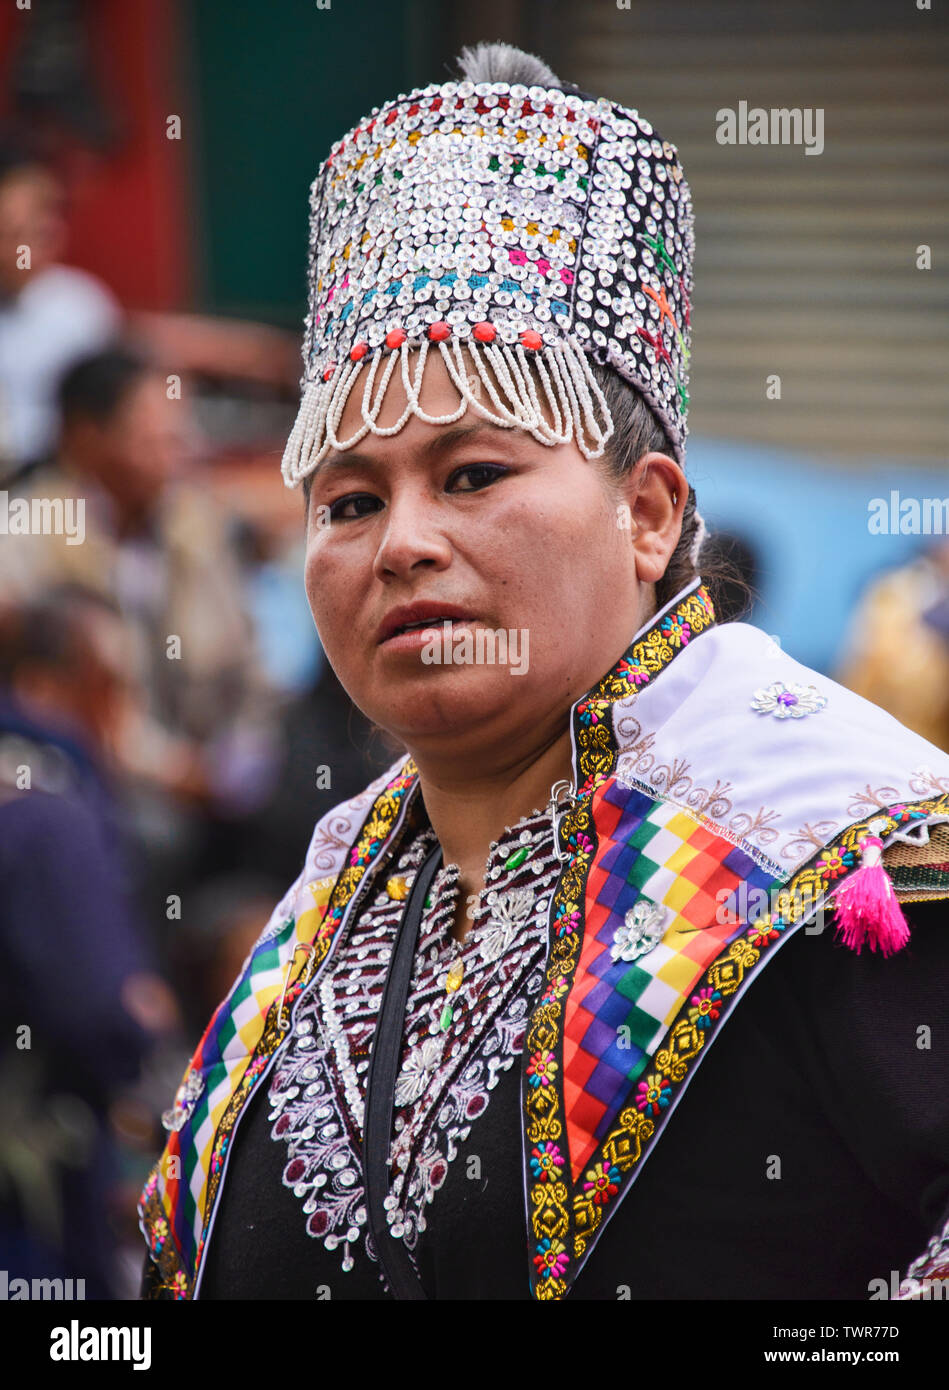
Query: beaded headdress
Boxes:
[{"xmin": 281, "ymin": 44, "xmax": 696, "ymax": 498}]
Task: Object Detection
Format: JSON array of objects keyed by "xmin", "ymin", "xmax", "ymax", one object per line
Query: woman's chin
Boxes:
[{"xmin": 369, "ymin": 667, "xmax": 530, "ymax": 745}]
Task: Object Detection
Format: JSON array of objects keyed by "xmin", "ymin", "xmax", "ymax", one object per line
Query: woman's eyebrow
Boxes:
[{"xmin": 310, "ymin": 423, "xmax": 522, "ymax": 482}]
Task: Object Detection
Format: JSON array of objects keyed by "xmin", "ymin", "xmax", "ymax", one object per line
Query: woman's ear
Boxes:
[{"xmin": 621, "ymin": 452, "xmax": 687, "ymax": 584}]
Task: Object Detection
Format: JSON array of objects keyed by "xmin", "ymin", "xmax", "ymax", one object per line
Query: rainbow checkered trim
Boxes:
[{"xmin": 563, "ymin": 782, "xmax": 776, "ymax": 1178}]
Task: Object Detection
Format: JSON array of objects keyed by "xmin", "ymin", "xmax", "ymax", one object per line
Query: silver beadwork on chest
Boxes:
[
  {"xmin": 611, "ymin": 897, "xmax": 668, "ymax": 963},
  {"xmin": 394, "ymin": 1035, "xmax": 444, "ymax": 1108},
  {"xmin": 478, "ymin": 886, "xmax": 535, "ymax": 964},
  {"xmin": 266, "ymin": 818, "xmax": 556, "ymax": 1277}
]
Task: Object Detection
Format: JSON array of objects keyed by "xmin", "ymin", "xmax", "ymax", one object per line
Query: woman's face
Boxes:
[{"xmin": 303, "ymin": 349, "xmax": 684, "ymax": 765}]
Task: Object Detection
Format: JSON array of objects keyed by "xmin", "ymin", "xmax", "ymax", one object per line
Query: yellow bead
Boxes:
[
  {"xmin": 386, "ymin": 876, "xmax": 410, "ymax": 901},
  {"xmin": 446, "ymin": 959, "xmax": 464, "ymax": 994}
]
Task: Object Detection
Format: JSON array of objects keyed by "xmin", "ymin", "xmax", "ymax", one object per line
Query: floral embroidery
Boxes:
[
  {"xmin": 209, "ymin": 1135, "xmax": 228, "ymax": 1176},
  {"xmin": 150, "ymin": 1217, "xmax": 168, "ymax": 1255},
  {"xmin": 555, "ymin": 902, "xmax": 580, "ymax": 938},
  {"xmin": 583, "ymin": 1161, "xmax": 620, "ymax": 1205},
  {"xmin": 318, "ymin": 906, "xmax": 344, "ymax": 939},
  {"xmin": 614, "ymin": 717, "xmax": 785, "ymax": 866},
  {"xmin": 551, "ymin": 789, "xmax": 949, "ymax": 1302},
  {"xmin": 660, "ymin": 611, "xmax": 691, "ymax": 646},
  {"xmin": 534, "ymin": 1237, "xmax": 570, "ymax": 1280},
  {"xmin": 636, "ymin": 1073, "xmax": 672, "ymax": 1115},
  {"xmin": 688, "ymin": 986, "xmax": 722, "ymax": 1029},
  {"xmin": 540, "ymin": 976, "xmax": 569, "ymax": 1005},
  {"xmin": 350, "ymin": 813, "xmax": 391, "ymax": 866},
  {"xmin": 527, "ymin": 1050, "xmax": 558, "ymax": 1088},
  {"xmin": 746, "ymin": 918, "xmax": 783, "ymax": 948},
  {"xmin": 816, "ymin": 847, "xmax": 855, "ymax": 880},
  {"xmin": 530, "ymin": 1141, "xmax": 565, "ymax": 1182},
  {"xmin": 751, "ymin": 682, "xmax": 828, "ymax": 720},
  {"xmin": 565, "ymin": 831, "xmax": 594, "ymax": 856},
  {"xmin": 616, "ymin": 656, "xmax": 649, "ymax": 687},
  {"xmin": 577, "ymin": 698, "xmax": 609, "ymax": 726}
]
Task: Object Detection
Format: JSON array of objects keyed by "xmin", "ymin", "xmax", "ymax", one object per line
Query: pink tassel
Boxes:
[{"xmin": 831, "ymin": 831, "xmax": 910, "ymax": 956}]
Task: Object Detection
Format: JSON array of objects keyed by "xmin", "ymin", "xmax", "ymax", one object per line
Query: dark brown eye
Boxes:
[
  {"xmin": 327, "ymin": 493, "xmax": 382, "ymax": 521},
  {"xmin": 448, "ymin": 464, "xmax": 509, "ymax": 491}
]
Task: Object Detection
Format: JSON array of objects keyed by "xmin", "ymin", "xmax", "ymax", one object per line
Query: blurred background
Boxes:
[{"xmin": 0, "ymin": 0, "xmax": 945, "ymax": 1297}]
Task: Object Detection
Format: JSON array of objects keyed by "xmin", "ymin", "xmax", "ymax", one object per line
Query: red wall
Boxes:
[{"xmin": 0, "ymin": 0, "xmax": 192, "ymax": 310}]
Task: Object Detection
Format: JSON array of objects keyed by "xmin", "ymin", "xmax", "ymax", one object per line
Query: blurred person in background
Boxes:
[
  {"xmin": 0, "ymin": 342, "xmax": 292, "ymax": 955},
  {"xmin": 0, "ymin": 134, "xmax": 121, "ymax": 483},
  {"xmin": 837, "ymin": 538, "xmax": 949, "ymax": 753},
  {"xmin": 0, "ymin": 344, "xmax": 283, "ymax": 816},
  {"xmin": 0, "ymin": 583, "xmax": 182, "ymax": 1297}
]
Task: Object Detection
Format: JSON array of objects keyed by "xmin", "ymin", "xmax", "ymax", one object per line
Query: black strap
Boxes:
[{"xmin": 362, "ymin": 842, "xmax": 442, "ymax": 1299}]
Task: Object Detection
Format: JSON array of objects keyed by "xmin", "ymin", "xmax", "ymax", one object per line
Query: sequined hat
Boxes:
[{"xmin": 281, "ymin": 44, "xmax": 695, "ymax": 489}]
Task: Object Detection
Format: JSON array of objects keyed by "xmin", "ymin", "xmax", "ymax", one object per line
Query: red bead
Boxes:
[
  {"xmin": 322, "ymin": 364, "xmax": 336, "ymax": 381},
  {"xmin": 385, "ymin": 327, "xmax": 407, "ymax": 350},
  {"xmin": 349, "ymin": 341, "xmax": 368, "ymax": 362},
  {"xmin": 520, "ymin": 330, "xmax": 543, "ymax": 351},
  {"xmin": 473, "ymin": 321, "xmax": 496, "ymax": 343},
  {"xmin": 428, "ymin": 321, "xmax": 451, "ymax": 341}
]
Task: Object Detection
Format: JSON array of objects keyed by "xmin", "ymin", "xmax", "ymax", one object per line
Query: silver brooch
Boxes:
[
  {"xmin": 394, "ymin": 1036, "xmax": 444, "ymax": 1109},
  {"xmin": 750, "ymin": 681, "xmax": 827, "ymax": 720},
  {"xmin": 611, "ymin": 898, "xmax": 668, "ymax": 963},
  {"xmin": 161, "ymin": 1068, "xmax": 205, "ymax": 1132},
  {"xmin": 478, "ymin": 886, "xmax": 534, "ymax": 965}
]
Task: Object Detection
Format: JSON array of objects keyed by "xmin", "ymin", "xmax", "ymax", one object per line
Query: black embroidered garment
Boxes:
[
  {"xmin": 190, "ymin": 831, "xmax": 948, "ymax": 1300},
  {"xmin": 139, "ymin": 585, "xmax": 949, "ymax": 1300},
  {"xmin": 194, "ymin": 889, "xmax": 949, "ymax": 1301},
  {"xmin": 199, "ymin": 801, "xmax": 558, "ymax": 1295}
]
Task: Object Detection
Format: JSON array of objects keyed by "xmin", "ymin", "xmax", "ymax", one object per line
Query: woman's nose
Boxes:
[{"xmin": 372, "ymin": 490, "xmax": 453, "ymax": 580}]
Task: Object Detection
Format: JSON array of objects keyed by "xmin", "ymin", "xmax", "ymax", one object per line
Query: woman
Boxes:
[{"xmin": 139, "ymin": 42, "xmax": 949, "ymax": 1301}]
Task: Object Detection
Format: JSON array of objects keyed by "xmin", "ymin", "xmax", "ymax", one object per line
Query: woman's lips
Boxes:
[
  {"xmin": 377, "ymin": 602, "xmax": 479, "ymax": 644},
  {"xmin": 378, "ymin": 618, "xmax": 479, "ymax": 652}
]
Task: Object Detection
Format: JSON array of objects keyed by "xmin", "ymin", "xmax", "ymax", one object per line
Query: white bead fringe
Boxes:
[{"xmin": 281, "ymin": 335, "xmax": 616, "ymax": 488}]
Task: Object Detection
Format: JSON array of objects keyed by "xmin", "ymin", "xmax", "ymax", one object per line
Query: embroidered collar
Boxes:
[{"xmin": 567, "ymin": 578, "xmax": 715, "ymax": 796}]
